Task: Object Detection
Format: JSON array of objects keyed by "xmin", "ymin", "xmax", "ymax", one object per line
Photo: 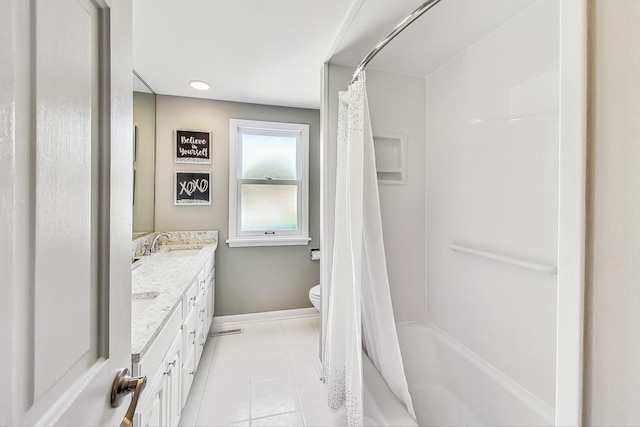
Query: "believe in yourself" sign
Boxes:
[{"xmin": 175, "ymin": 129, "xmax": 212, "ymax": 164}]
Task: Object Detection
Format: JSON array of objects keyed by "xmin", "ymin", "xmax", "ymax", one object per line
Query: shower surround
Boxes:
[{"xmin": 321, "ymin": 0, "xmax": 577, "ymax": 424}]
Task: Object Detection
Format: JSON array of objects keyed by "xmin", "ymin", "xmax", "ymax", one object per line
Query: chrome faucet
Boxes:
[
  {"xmin": 150, "ymin": 232, "xmax": 172, "ymax": 253},
  {"xmin": 140, "ymin": 243, "xmax": 150, "ymax": 256}
]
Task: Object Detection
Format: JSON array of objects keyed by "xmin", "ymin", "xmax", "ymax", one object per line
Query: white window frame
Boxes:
[{"xmin": 227, "ymin": 119, "xmax": 310, "ymax": 248}]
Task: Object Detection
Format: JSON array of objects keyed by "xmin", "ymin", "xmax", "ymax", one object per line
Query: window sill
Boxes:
[{"xmin": 226, "ymin": 236, "xmax": 311, "ymax": 248}]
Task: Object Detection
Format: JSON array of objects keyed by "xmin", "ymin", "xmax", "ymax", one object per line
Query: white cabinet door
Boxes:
[
  {"xmin": 181, "ymin": 348, "xmax": 196, "ymax": 409},
  {"xmin": 137, "ymin": 387, "xmax": 164, "ymax": 427},
  {"xmin": 165, "ymin": 332, "xmax": 183, "ymax": 427},
  {"xmin": 135, "ymin": 330, "xmax": 182, "ymax": 427},
  {"xmin": 0, "ymin": 0, "xmax": 133, "ymax": 426},
  {"xmin": 135, "ymin": 368, "xmax": 167, "ymax": 427},
  {"xmin": 195, "ymin": 293, "xmax": 208, "ymax": 368},
  {"xmin": 181, "ymin": 304, "xmax": 197, "ymax": 409},
  {"xmin": 206, "ymin": 269, "xmax": 215, "ymax": 332},
  {"xmin": 195, "ymin": 331, "xmax": 206, "ymax": 371},
  {"xmin": 182, "ymin": 296, "xmax": 197, "ymax": 356}
]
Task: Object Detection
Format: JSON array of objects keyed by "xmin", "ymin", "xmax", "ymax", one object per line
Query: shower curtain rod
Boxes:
[{"xmin": 350, "ymin": 0, "xmax": 443, "ymax": 84}]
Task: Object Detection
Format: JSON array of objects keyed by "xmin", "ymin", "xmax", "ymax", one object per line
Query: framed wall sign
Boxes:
[
  {"xmin": 175, "ymin": 129, "xmax": 212, "ymax": 164},
  {"xmin": 175, "ymin": 171, "xmax": 211, "ymax": 205}
]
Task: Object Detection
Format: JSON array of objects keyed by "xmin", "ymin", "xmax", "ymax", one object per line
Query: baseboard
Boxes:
[{"xmin": 212, "ymin": 307, "xmax": 318, "ymax": 329}]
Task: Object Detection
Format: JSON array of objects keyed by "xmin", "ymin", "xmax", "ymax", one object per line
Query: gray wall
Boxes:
[
  {"xmin": 584, "ymin": 1, "xmax": 640, "ymax": 424},
  {"xmin": 133, "ymin": 91, "xmax": 155, "ymax": 233},
  {"xmin": 154, "ymin": 95, "xmax": 320, "ymax": 316},
  {"xmin": 324, "ymin": 64, "xmax": 427, "ymax": 323}
]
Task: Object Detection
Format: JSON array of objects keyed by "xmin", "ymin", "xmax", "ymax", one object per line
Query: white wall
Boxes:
[
  {"xmin": 425, "ymin": 0, "xmax": 559, "ymax": 407},
  {"xmin": 584, "ymin": 1, "xmax": 640, "ymax": 424},
  {"xmin": 154, "ymin": 95, "xmax": 320, "ymax": 315},
  {"xmin": 325, "ymin": 64, "xmax": 427, "ymax": 323}
]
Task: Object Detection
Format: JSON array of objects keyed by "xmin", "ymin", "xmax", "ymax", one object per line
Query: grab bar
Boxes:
[{"xmin": 450, "ymin": 242, "xmax": 557, "ymax": 275}]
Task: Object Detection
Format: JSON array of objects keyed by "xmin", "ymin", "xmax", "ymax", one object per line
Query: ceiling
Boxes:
[
  {"xmin": 133, "ymin": 0, "xmax": 538, "ymax": 109},
  {"xmin": 330, "ymin": 0, "xmax": 538, "ymax": 76}
]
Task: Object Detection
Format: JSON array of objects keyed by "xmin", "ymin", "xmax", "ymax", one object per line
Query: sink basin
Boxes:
[
  {"xmin": 132, "ymin": 292, "xmax": 159, "ymax": 320},
  {"xmin": 163, "ymin": 248, "xmax": 202, "ymax": 257},
  {"xmin": 132, "ymin": 256, "xmax": 146, "ymax": 270}
]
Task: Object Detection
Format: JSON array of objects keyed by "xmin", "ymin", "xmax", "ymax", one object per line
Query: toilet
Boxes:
[{"xmin": 309, "ymin": 284, "xmax": 320, "ymax": 311}]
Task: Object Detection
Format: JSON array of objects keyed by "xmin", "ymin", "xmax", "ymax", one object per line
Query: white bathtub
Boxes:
[
  {"xmin": 396, "ymin": 321, "xmax": 555, "ymax": 426},
  {"xmin": 363, "ymin": 353, "xmax": 418, "ymax": 427}
]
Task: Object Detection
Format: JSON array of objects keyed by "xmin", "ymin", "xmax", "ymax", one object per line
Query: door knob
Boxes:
[{"xmin": 111, "ymin": 368, "xmax": 147, "ymax": 427}]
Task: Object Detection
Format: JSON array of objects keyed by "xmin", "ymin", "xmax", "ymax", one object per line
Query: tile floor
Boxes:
[{"xmin": 179, "ymin": 315, "xmax": 346, "ymax": 427}]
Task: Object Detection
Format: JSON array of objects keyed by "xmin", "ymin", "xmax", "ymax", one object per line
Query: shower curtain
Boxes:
[{"xmin": 324, "ymin": 73, "xmax": 415, "ymax": 426}]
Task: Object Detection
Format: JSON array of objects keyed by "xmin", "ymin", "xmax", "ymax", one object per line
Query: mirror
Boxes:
[{"xmin": 132, "ymin": 72, "xmax": 156, "ymax": 237}]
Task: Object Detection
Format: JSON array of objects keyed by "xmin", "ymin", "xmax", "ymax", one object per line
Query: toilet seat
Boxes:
[
  {"xmin": 309, "ymin": 284, "xmax": 320, "ymax": 311},
  {"xmin": 309, "ymin": 284, "xmax": 320, "ymax": 298}
]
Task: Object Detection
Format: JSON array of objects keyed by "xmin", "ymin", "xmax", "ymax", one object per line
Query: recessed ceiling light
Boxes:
[{"xmin": 189, "ymin": 80, "xmax": 210, "ymax": 91}]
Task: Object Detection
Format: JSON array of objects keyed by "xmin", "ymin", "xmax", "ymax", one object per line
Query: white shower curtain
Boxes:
[{"xmin": 324, "ymin": 73, "xmax": 415, "ymax": 427}]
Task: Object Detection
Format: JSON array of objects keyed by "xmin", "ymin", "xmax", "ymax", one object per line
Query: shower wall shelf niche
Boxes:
[{"xmin": 373, "ymin": 134, "xmax": 406, "ymax": 185}]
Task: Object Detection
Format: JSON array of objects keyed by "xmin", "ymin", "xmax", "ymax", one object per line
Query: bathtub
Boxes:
[
  {"xmin": 396, "ymin": 321, "xmax": 555, "ymax": 426},
  {"xmin": 363, "ymin": 352, "xmax": 418, "ymax": 427}
]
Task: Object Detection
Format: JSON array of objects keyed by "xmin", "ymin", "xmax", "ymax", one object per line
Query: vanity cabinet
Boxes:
[{"xmin": 133, "ymin": 248, "xmax": 216, "ymax": 427}]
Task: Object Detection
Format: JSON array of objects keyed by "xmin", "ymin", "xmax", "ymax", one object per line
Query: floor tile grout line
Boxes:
[
  {"xmin": 250, "ymin": 320, "xmax": 289, "ymax": 422},
  {"xmin": 192, "ymin": 336, "xmax": 219, "ymax": 425},
  {"xmin": 282, "ymin": 317, "xmax": 324, "ymax": 427},
  {"xmin": 248, "ymin": 381, "xmax": 252, "ymax": 426},
  {"xmin": 193, "ymin": 317, "xmax": 333, "ymax": 427},
  {"xmin": 264, "ymin": 318, "xmax": 307, "ymax": 425},
  {"xmin": 249, "ymin": 409, "xmax": 303, "ymax": 424}
]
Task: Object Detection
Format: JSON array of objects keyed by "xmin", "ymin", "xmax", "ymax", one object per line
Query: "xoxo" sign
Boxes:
[
  {"xmin": 179, "ymin": 178, "xmax": 209, "ymax": 196},
  {"xmin": 175, "ymin": 172, "xmax": 211, "ymax": 205}
]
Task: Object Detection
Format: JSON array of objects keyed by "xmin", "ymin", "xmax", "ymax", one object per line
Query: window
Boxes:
[{"xmin": 227, "ymin": 119, "xmax": 310, "ymax": 247}]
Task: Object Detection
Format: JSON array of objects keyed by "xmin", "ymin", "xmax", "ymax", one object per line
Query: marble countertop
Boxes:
[{"xmin": 131, "ymin": 241, "xmax": 217, "ymax": 362}]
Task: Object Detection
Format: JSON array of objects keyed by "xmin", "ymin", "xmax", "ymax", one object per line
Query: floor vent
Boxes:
[{"xmin": 210, "ymin": 328, "xmax": 243, "ymax": 337}]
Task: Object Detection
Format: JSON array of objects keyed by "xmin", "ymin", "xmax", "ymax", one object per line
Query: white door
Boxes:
[{"xmin": 0, "ymin": 0, "xmax": 134, "ymax": 425}]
